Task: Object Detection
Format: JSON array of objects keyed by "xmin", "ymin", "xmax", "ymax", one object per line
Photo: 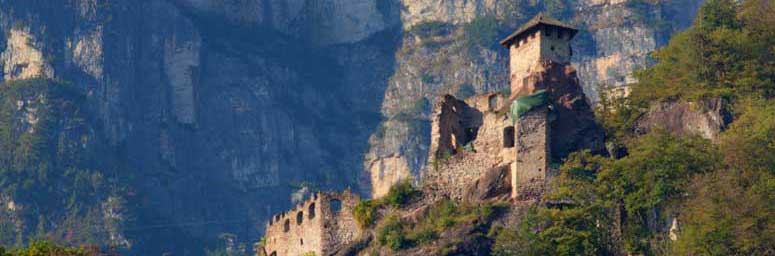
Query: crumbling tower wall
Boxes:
[
  {"xmin": 424, "ymin": 93, "xmax": 514, "ymax": 200},
  {"xmin": 261, "ymin": 191, "xmax": 362, "ymax": 256}
]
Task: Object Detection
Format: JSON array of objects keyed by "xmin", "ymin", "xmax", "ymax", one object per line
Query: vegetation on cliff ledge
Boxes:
[
  {"xmin": 354, "ymin": 180, "xmax": 420, "ymax": 228},
  {"xmin": 527, "ymin": 0, "xmax": 775, "ymax": 255}
]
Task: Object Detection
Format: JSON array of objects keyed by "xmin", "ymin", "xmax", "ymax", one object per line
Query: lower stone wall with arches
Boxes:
[{"xmin": 261, "ymin": 191, "xmax": 362, "ymax": 256}]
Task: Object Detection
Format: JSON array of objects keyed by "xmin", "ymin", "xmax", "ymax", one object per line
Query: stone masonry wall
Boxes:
[
  {"xmin": 511, "ymin": 107, "xmax": 550, "ymax": 200},
  {"xmin": 509, "ymin": 31, "xmax": 542, "ymax": 97},
  {"xmin": 510, "ymin": 27, "xmax": 573, "ymax": 98},
  {"xmin": 262, "ymin": 191, "xmax": 362, "ymax": 256},
  {"xmin": 424, "ymin": 93, "xmax": 515, "ymax": 200},
  {"xmin": 540, "ymin": 28, "xmax": 573, "ymax": 67}
]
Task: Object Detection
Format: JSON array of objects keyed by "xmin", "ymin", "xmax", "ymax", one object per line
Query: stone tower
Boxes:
[
  {"xmin": 500, "ymin": 13, "xmax": 579, "ymax": 199},
  {"xmin": 500, "ymin": 12, "xmax": 578, "ymax": 98}
]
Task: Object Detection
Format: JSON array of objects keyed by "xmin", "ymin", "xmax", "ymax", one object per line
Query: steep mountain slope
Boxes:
[{"xmin": 0, "ymin": 0, "xmax": 702, "ymax": 254}]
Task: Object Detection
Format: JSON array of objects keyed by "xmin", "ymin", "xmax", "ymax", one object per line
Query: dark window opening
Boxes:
[
  {"xmin": 503, "ymin": 126, "xmax": 515, "ymax": 148},
  {"xmin": 270, "ymin": 252, "xmax": 277, "ymax": 256},
  {"xmin": 296, "ymin": 211, "xmax": 303, "ymax": 225},
  {"xmin": 551, "ymin": 46, "xmax": 555, "ymax": 51},
  {"xmin": 464, "ymin": 128, "xmax": 479, "ymax": 142},
  {"xmin": 300, "ymin": 238, "xmax": 304, "ymax": 245},
  {"xmin": 283, "ymin": 219, "xmax": 290, "ymax": 232},
  {"xmin": 488, "ymin": 95, "xmax": 497, "ymax": 109},
  {"xmin": 330, "ymin": 199, "xmax": 342, "ymax": 213},
  {"xmin": 308, "ymin": 203, "xmax": 316, "ymax": 219}
]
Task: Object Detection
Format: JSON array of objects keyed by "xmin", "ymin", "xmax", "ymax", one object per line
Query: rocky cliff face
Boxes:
[{"xmin": 0, "ymin": 0, "xmax": 702, "ymax": 254}]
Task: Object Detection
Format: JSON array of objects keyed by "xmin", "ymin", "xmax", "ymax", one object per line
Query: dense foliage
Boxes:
[{"xmin": 501, "ymin": 1, "xmax": 775, "ymax": 255}]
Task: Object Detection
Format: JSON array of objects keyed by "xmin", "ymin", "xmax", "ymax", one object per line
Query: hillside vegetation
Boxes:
[
  {"xmin": 516, "ymin": 0, "xmax": 775, "ymax": 255},
  {"xmin": 354, "ymin": 0, "xmax": 774, "ymax": 255}
]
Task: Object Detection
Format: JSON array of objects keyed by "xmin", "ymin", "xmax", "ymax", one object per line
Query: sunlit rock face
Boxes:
[{"xmin": 1, "ymin": 29, "xmax": 54, "ymax": 81}]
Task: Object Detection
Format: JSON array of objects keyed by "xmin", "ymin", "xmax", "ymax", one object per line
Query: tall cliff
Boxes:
[{"xmin": 0, "ymin": 0, "xmax": 702, "ymax": 254}]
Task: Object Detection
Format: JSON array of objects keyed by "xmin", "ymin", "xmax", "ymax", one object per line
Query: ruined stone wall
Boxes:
[
  {"xmin": 511, "ymin": 107, "xmax": 550, "ymax": 200},
  {"xmin": 425, "ymin": 93, "xmax": 515, "ymax": 200},
  {"xmin": 319, "ymin": 191, "xmax": 363, "ymax": 254},
  {"xmin": 427, "ymin": 95, "xmax": 481, "ymax": 165},
  {"xmin": 262, "ymin": 191, "xmax": 362, "ymax": 256},
  {"xmin": 263, "ymin": 194, "xmax": 324, "ymax": 256}
]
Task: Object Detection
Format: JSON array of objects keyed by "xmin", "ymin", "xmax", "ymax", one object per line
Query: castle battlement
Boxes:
[{"xmin": 260, "ymin": 190, "xmax": 362, "ymax": 256}]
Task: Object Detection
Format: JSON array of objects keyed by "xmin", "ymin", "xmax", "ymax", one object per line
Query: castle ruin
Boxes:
[
  {"xmin": 259, "ymin": 13, "xmax": 605, "ymax": 256},
  {"xmin": 260, "ymin": 191, "xmax": 362, "ymax": 256},
  {"xmin": 424, "ymin": 13, "xmax": 604, "ymax": 201}
]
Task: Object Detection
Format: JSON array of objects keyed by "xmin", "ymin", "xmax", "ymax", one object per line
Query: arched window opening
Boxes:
[
  {"xmin": 300, "ymin": 238, "xmax": 304, "ymax": 245},
  {"xmin": 503, "ymin": 126, "xmax": 515, "ymax": 148},
  {"xmin": 283, "ymin": 219, "xmax": 290, "ymax": 232},
  {"xmin": 296, "ymin": 211, "xmax": 304, "ymax": 225},
  {"xmin": 270, "ymin": 252, "xmax": 277, "ymax": 256},
  {"xmin": 330, "ymin": 199, "xmax": 342, "ymax": 214},
  {"xmin": 308, "ymin": 203, "xmax": 316, "ymax": 219}
]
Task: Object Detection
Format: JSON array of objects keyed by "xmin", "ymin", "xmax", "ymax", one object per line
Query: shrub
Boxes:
[
  {"xmin": 353, "ymin": 199, "xmax": 379, "ymax": 228},
  {"xmin": 376, "ymin": 215, "xmax": 405, "ymax": 250},
  {"xmin": 353, "ymin": 180, "xmax": 419, "ymax": 228},
  {"xmin": 383, "ymin": 180, "xmax": 419, "ymax": 208}
]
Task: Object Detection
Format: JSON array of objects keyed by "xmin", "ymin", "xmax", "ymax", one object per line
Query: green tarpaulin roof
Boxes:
[{"xmin": 510, "ymin": 89, "xmax": 548, "ymax": 123}]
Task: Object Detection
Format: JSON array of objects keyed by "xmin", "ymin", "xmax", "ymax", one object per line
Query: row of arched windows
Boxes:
[{"xmin": 281, "ymin": 198, "xmax": 343, "ymax": 233}]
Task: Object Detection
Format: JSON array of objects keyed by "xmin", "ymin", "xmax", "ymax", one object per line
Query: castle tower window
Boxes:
[
  {"xmin": 308, "ymin": 203, "xmax": 316, "ymax": 219},
  {"xmin": 300, "ymin": 238, "xmax": 304, "ymax": 245},
  {"xmin": 270, "ymin": 252, "xmax": 277, "ymax": 256},
  {"xmin": 330, "ymin": 199, "xmax": 342, "ymax": 213},
  {"xmin": 488, "ymin": 95, "xmax": 497, "ymax": 110},
  {"xmin": 503, "ymin": 126, "xmax": 515, "ymax": 148},
  {"xmin": 283, "ymin": 219, "xmax": 290, "ymax": 232},
  {"xmin": 297, "ymin": 211, "xmax": 304, "ymax": 225}
]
